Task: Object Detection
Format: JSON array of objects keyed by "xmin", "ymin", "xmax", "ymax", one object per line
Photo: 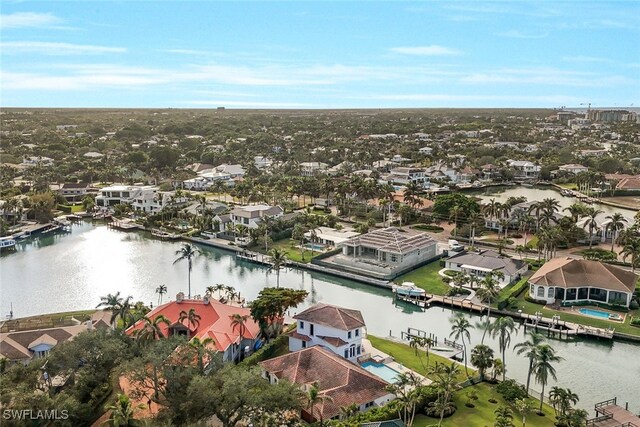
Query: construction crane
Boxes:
[{"xmin": 580, "ymin": 102, "xmax": 591, "ymax": 112}]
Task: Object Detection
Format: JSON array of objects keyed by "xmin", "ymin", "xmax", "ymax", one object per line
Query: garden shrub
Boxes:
[
  {"xmin": 525, "ymin": 295, "xmax": 547, "ymax": 305},
  {"xmin": 424, "ymin": 401, "xmax": 457, "ymax": 418},
  {"xmin": 630, "ymin": 317, "xmax": 640, "ymax": 327},
  {"xmin": 630, "ymin": 300, "xmax": 639, "ymax": 310},
  {"xmin": 496, "ymin": 379, "xmax": 528, "ymax": 402}
]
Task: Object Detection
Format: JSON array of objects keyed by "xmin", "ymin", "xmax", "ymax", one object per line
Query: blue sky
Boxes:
[{"xmin": 1, "ymin": 1, "xmax": 639, "ymax": 108}]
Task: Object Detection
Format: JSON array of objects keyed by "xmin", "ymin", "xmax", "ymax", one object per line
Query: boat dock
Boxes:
[
  {"xmin": 236, "ymin": 251, "xmax": 273, "ymax": 267},
  {"xmin": 397, "ymin": 293, "xmax": 614, "ymax": 340},
  {"xmin": 108, "ymin": 221, "xmax": 144, "ymax": 232},
  {"xmin": 587, "ymin": 397, "xmax": 640, "ymax": 427}
]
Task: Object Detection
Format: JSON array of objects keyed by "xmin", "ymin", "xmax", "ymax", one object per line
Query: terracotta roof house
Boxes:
[
  {"xmin": 126, "ymin": 294, "xmax": 260, "ymax": 362},
  {"xmin": 260, "ymin": 346, "xmax": 395, "ymax": 422},
  {"xmin": 288, "ymin": 303, "xmax": 366, "ymax": 361},
  {"xmin": 0, "ymin": 324, "xmax": 89, "ymax": 364},
  {"xmin": 444, "ymin": 250, "xmax": 528, "ymax": 287},
  {"xmin": 528, "ymin": 258, "xmax": 638, "ymax": 307}
]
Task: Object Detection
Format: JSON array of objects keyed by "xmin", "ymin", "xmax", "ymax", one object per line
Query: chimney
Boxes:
[
  {"xmin": 176, "ymin": 292, "xmax": 184, "ymax": 303},
  {"xmin": 203, "ymin": 295, "xmax": 209, "ymax": 305}
]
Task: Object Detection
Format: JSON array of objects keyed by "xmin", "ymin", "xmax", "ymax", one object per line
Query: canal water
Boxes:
[
  {"xmin": 1, "ymin": 222, "xmax": 638, "ymax": 413},
  {"xmin": 470, "ymin": 185, "xmax": 638, "ymax": 217}
]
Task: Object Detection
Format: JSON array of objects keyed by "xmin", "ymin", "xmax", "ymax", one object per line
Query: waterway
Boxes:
[
  {"xmin": 1, "ymin": 221, "xmax": 638, "ymax": 413},
  {"xmin": 469, "ymin": 185, "xmax": 637, "ymax": 218}
]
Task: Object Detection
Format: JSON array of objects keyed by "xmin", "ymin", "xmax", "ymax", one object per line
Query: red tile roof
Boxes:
[
  {"xmin": 294, "ymin": 303, "xmax": 365, "ymax": 331},
  {"xmin": 286, "ymin": 330, "xmax": 312, "ymax": 342},
  {"xmin": 317, "ymin": 335, "xmax": 348, "ymax": 347},
  {"xmin": 260, "ymin": 346, "xmax": 391, "ymax": 420},
  {"xmin": 125, "ymin": 298, "xmax": 260, "ymax": 352}
]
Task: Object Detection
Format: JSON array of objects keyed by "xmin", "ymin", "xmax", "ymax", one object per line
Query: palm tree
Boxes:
[
  {"xmin": 490, "ymin": 317, "xmax": 517, "ymax": 381},
  {"xmin": 134, "ymin": 315, "xmax": 170, "ymax": 343},
  {"xmin": 583, "ymin": 207, "xmax": 603, "ymax": 249},
  {"xmin": 386, "ymin": 372, "xmax": 422, "ymax": 427},
  {"xmin": 494, "ymin": 406, "xmax": 514, "ymax": 427},
  {"xmin": 605, "ymin": 213, "xmax": 628, "ymax": 252},
  {"xmin": 515, "ymin": 398, "xmax": 533, "ymax": 427},
  {"xmin": 514, "ymin": 332, "xmax": 545, "ymax": 393},
  {"xmin": 96, "ymin": 292, "xmax": 124, "ymax": 327},
  {"xmin": 620, "ymin": 238, "xmax": 640, "ymax": 272},
  {"xmin": 532, "ymin": 344, "xmax": 564, "ymax": 411},
  {"xmin": 270, "ymin": 248, "xmax": 287, "ymax": 288},
  {"xmin": 483, "ymin": 198, "xmax": 501, "ymax": 227},
  {"xmin": 173, "ymin": 243, "xmax": 201, "ymax": 299},
  {"xmin": 189, "ymin": 336, "xmax": 215, "ymax": 373},
  {"xmin": 428, "ymin": 362, "xmax": 461, "ymax": 427},
  {"xmin": 230, "ymin": 313, "xmax": 250, "ymax": 342},
  {"xmin": 449, "ymin": 313, "xmax": 472, "ymax": 376},
  {"xmin": 467, "ymin": 211, "xmax": 484, "ymax": 248},
  {"xmin": 103, "ymin": 393, "xmax": 144, "ymax": 426},
  {"xmin": 470, "ymin": 344, "xmax": 494, "ymax": 380},
  {"xmin": 306, "ymin": 384, "xmax": 334, "ymax": 427},
  {"xmin": 449, "ymin": 205, "xmax": 464, "ymax": 237},
  {"xmin": 178, "ymin": 308, "xmax": 201, "ymax": 336},
  {"xmin": 155, "ymin": 284, "xmax": 167, "ymax": 305},
  {"xmin": 476, "ymin": 271, "xmax": 503, "ymax": 343},
  {"xmin": 339, "ymin": 403, "xmax": 359, "ymax": 420},
  {"xmin": 409, "ymin": 335, "xmax": 428, "ymax": 370}
]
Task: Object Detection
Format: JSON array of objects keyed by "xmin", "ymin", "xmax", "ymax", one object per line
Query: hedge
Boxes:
[
  {"xmin": 239, "ymin": 334, "xmax": 288, "ymax": 366},
  {"xmin": 497, "ymin": 277, "xmax": 530, "ymax": 309}
]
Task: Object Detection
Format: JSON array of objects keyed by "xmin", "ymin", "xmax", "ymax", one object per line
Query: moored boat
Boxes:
[
  {"xmin": 392, "ymin": 282, "xmax": 426, "ymax": 297},
  {"xmin": 0, "ymin": 236, "xmax": 17, "ymax": 250}
]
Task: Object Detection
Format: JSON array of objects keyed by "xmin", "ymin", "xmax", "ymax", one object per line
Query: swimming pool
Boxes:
[
  {"xmin": 578, "ymin": 308, "xmax": 614, "ymax": 319},
  {"xmin": 360, "ymin": 361, "xmax": 400, "ymax": 383},
  {"xmin": 304, "ymin": 243, "xmax": 326, "ymax": 251}
]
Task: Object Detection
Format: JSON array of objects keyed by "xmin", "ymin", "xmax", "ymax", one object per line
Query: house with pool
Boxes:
[{"xmin": 528, "ymin": 258, "xmax": 638, "ymax": 308}]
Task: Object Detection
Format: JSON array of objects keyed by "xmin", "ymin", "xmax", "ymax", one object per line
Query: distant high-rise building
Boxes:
[{"xmin": 587, "ymin": 109, "xmax": 637, "ymax": 123}]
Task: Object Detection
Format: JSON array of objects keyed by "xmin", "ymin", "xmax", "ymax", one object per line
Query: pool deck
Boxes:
[{"xmin": 360, "ymin": 338, "xmax": 431, "ymax": 385}]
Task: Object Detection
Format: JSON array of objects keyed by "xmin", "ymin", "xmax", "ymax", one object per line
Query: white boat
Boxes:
[
  {"xmin": 0, "ymin": 236, "xmax": 17, "ymax": 250},
  {"xmin": 151, "ymin": 229, "xmax": 180, "ymax": 240},
  {"xmin": 54, "ymin": 216, "xmax": 72, "ymax": 227},
  {"xmin": 392, "ymin": 282, "xmax": 426, "ymax": 298}
]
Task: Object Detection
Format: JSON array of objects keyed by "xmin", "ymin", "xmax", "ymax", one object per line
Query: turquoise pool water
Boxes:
[
  {"xmin": 360, "ymin": 361, "xmax": 400, "ymax": 383},
  {"xmin": 578, "ymin": 308, "xmax": 612, "ymax": 319},
  {"xmin": 304, "ymin": 243, "xmax": 326, "ymax": 251}
]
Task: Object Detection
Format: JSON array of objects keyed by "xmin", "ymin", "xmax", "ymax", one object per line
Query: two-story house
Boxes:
[
  {"xmin": 288, "ymin": 303, "xmax": 366, "ymax": 362},
  {"xmin": 507, "ymin": 159, "xmax": 541, "ymax": 180}
]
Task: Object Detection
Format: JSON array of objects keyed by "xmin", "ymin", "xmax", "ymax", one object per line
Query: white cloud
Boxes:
[
  {"xmin": 390, "ymin": 45, "xmax": 462, "ymax": 56},
  {"xmin": 0, "ymin": 12, "xmax": 61, "ymax": 29},
  {"xmin": 496, "ymin": 30, "xmax": 549, "ymax": 39},
  {"xmin": 186, "ymin": 100, "xmax": 315, "ymax": 108},
  {"xmin": 459, "ymin": 67, "xmax": 633, "ymax": 87},
  {"xmin": 2, "ymin": 41, "xmax": 126, "ymax": 55}
]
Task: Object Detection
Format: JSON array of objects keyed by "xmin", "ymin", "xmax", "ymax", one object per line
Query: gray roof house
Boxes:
[{"xmin": 444, "ymin": 249, "xmax": 528, "ymax": 287}]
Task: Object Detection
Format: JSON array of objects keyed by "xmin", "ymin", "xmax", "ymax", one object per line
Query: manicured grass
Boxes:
[
  {"xmin": 496, "ymin": 276, "xmax": 529, "ymax": 303},
  {"xmin": 508, "ymin": 293, "xmax": 640, "ymax": 337},
  {"xmin": 368, "ymin": 335, "xmax": 472, "ymax": 382},
  {"xmin": 395, "ymin": 261, "xmax": 451, "ymax": 296},
  {"xmin": 558, "ymin": 183, "xmax": 577, "ymax": 190},
  {"xmin": 254, "ymin": 238, "xmax": 321, "ymax": 264},
  {"xmin": 413, "ymin": 382, "xmax": 556, "ymax": 427},
  {"xmin": 371, "ymin": 336, "xmax": 556, "ymax": 427},
  {"xmin": 1, "ymin": 309, "xmax": 96, "ymax": 332}
]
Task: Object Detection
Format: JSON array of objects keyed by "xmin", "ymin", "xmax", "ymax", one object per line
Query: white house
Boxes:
[
  {"xmin": 95, "ymin": 185, "xmax": 188, "ymax": 213},
  {"xmin": 558, "ymin": 164, "xmax": 588, "ymax": 174},
  {"xmin": 528, "ymin": 258, "xmax": 637, "ymax": 307},
  {"xmin": 288, "ymin": 303, "xmax": 366, "ymax": 362},
  {"xmin": 386, "ymin": 167, "xmax": 427, "ymax": 186},
  {"xmin": 304, "ymin": 226, "xmax": 360, "ymax": 247},
  {"xmin": 22, "ymin": 156, "xmax": 54, "ymax": 167},
  {"xmin": 300, "ymin": 162, "xmax": 329, "ymax": 177},
  {"xmin": 507, "ymin": 160, "xmax": 541, "ymax": 179},
  {"xmin": 254, "ymin": 156, "xmax": 272, "ymax": 169},
  {"xmin": 418, "ymin": 147, "xmax": 433, "ymax": 155},
  {"xmin": 444, "ymin": 249, "xmax": 528, "ymax": 287}
]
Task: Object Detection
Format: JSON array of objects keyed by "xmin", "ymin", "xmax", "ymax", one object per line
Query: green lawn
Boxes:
[
  {"xmin": 368, "ymin": 336, "xmax": 472, "ymax": 382},
  {"xmin": 557, "ymin": 183, "xmax": 577, "ymax": 190},
  {"xmin": 254, "ymin": 238, "xmax": 322, "ymax": 264},
  {"xmin": 414, "ymin": 382, "xmax": 556, "ymax": 427},
  {"xmin": 370, "ymin": 336, "xmax": 556, "ymax": 427},
  {"xmin": 394, "ymin": 261, "xmax": 451, "ymax": 296},
  {"xmin": 508, "ymin": 293, "xmax": 640, "ymax": 337}
]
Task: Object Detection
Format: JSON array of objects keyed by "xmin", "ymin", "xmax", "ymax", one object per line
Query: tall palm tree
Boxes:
[
  {"xmin": 514, "ymin": 332, "xmax": 545, "ymax": 393},
  {"xmin": 490, "ymin": 317, "xmax": 517, "ymax": 381},
  {"xmin": 476, "ymin": 271, "xmax": 503, "ymax": 343},
  {"xmin": 306, "ymin": 384, "xmax": 334, "ymax": 427},
  {"xmin": 229, "ymin": 313, "xmax": 250, "ymax": 342},
  {"xmin": 134, "ymin": 315, "xmax": 170, "ymax": 343},
  {"xmin": 449, "ymin": 314, "xmax": 472, "ymax": 376},
  {"xmin": 605, "ymin": 213, "xmax": 627, "ymax": 252},
  {"xmin": 178, "ymin": 308, "xmax": 201, "ymax": 336},
  {"xmin": 428, "ymin": 362, "xmax": 461, "ymax": 427},
  {"xmin": 449, "ymin": 205, "xmax": 464, "ymax": 237},
  {"xmin": 270, "ymin": 248, "xmax": 287, "ymax": 288},
  {"xmin": 620, "ymin": 238, "xmax": 640, "ymax": 272},
  {"xmin": 470, "ymin": 344, "xmax": 494, "ymax": 380},
  {"xmin": 103, "ymin": 393, "xmax": 145, "ymax": 426},
  {"xmin": 583, "ymin": 207, "xmax": 604, "ymax": 249},
  {"xmin": 483, "ymin": 198, "xmax": 500, "ymax": 227},
  {"xmin": 96, "ymin": 292, "xmax": 124, "ymax": 327},
  {"xmin": 155, "ymin": 284, "xmax": 167, "ymax": 305},
  {"xmin": 532, "ymin": 344, "xmax": 564, "ymax": 411},
  {"xmin": 173, "ymin": 243, "xmax": 201, "ymax": 299},
  {"xmin": 189, "ymin": 336, "xmax": 215, "ymax": 373},
  {"xmin": 467, "ymin": 211, "xmax": 484, "ymax": 248}
]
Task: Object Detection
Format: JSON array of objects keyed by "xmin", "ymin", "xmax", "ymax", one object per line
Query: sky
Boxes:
[{"xmin": 1, "ymin": 1, "xmax": 639, "ymax": 109}]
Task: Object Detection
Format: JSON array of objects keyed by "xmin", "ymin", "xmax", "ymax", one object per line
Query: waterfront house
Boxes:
[
  {"xmin": 0, "ymin": 319, "xmax": 103, "ymax": 364},
  {"xmin": 213, "ymin": 205, "xmax": 284, "ymax": 243},
  {"xmin": 558, "ymin": 164, "xmax": 589, "ymax": 174},
  {"xmin": 304, "ymin": 226, "xmax": 360, "ymax": 248},
  {"xmin": 444, "ymin": 249, "xmax": 528, "ymax": 287},
  {"xmin": 126, "ymin": 294, "xmax": 260, "ymax": 362},
  {"xmin": 58, "ymin": 182, "xmax": 91, "ymax": 201},
  {"xmin": 386, "ymin": 167, "xmax": 428, "ymax": 186},
  {"xmin": 528, "ymin": 258, "xmax": 638, "ymax": 307},
  {"xmin": 260, "ymin": 346, "xmax": 394, "ymax": 422},
  {"xmin": 288, "ymin": 303, "xmax": 366, "ymax": 362},
  {"xmin": 506, "ymin": 159, "xmax": 541, "ymax": 180},
  {"xmin": 96, "ymin": 185, "xmax": 189, "ymax": 213},
  {"xmin": 329, "ymin": 227, "xmax": 438, "ymax": 279}
]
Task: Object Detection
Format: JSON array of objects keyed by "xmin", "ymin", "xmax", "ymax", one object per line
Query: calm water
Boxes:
[
  {"xmin": 471, "ymin": 185, "xmax": 638, "ymax": 217},
  {"xmin": 1, "ymin": 222, "xmax": 638, "ymax": 413}
]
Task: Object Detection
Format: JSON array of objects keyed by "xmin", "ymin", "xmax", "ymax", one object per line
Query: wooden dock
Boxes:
[
  {"xmin": 236, "ymin": 251, "xmax": 273, "ymax": 267},
  {"xmin": 395, "ymin": 292, "xmax": 487, "ymax": 314},
  {"xmin": 587, "ymin": 397, "xmax": 640, "ymax": 427}
]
